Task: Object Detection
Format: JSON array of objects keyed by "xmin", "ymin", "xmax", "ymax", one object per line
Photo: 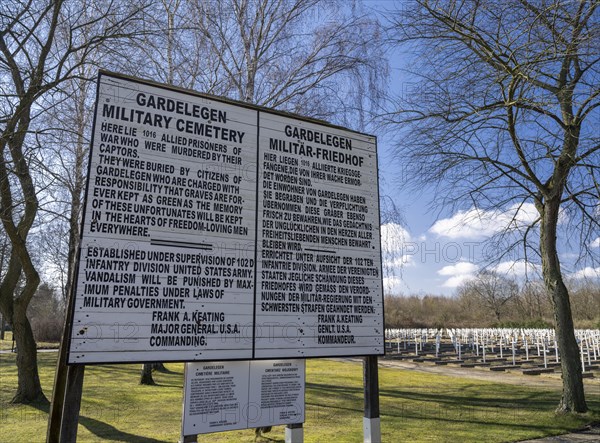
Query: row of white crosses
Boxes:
[
  {"xmin": 446, "ymin": 328, "xmax": 516, "ymax": 364},
  {"xmin": 386, "ymin": 328, "xmax": 600, "ymax": 370},
  {"xmin": 450, "ymin": 328, "xmax": 572, "ymax": 367},
  {"xmin": 578, "ymin": 329, "xmax": 600, "ymax": 372},
  {"xmin": 385, "ymin": 328, "xmax": 441, "ymax": 356}
]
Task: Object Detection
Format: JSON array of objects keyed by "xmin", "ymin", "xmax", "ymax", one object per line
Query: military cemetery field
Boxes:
[{"xmin": 0, "ymin": 344, "xmax": 598, "ymax": 442}]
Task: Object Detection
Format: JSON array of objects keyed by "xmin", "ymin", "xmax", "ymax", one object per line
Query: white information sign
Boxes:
[
  {"xmin": 182, "ymin": 359, "xmax": 305, "ymax": 436},
  {"xmin": 248, "ymin": 360, "xmax": 305, "ymax": 428},
  {"xmin": 67, "ymin": 72, "xmax": 383, "ymax": 364},
  {"xmin": 254, "ymin": 113, "xmax": 383, "ymax": 358}
]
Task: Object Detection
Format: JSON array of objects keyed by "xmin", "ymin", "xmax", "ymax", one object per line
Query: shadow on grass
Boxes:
[
  {"xmin": 379, "ymin": 384, "xmax": 560, "ymax": 411},
  {"xmin": 308, "ymin": 380, "xmax": 560, "ymax": 411},
  {"xmin": 79, "ymin": 415, "xmax": 169, "ymax": 443},
  {"xmin": 140, "ymin": 383, "xmax": 184, "ymax": 389},
  {"xmin": 29, "ymin": 399, "xmax": 50, "ymax": 412},
  {"xmin": 256, "ymin": 436, "xmax": 284, "ymax": 443},
  {"xmin": 22, "ymin": 400, "xmax": 170, "ymax": 442},
  {"xmin": 305, "ymin": 381, "xmax": 580, "ymax": 433},
  {"xmin": 153, "ymin": 367, "xmax": 179, "ymax": 375}
]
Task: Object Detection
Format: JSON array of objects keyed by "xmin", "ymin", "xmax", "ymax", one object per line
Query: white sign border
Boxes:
[{"xmin": 66, "ymin": 71, "xmax": 385, "ymax": 364}]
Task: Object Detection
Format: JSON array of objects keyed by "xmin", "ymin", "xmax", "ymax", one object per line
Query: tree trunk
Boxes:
[
  {"xmin": 11, "ymin": 306, "xmax": 47, "ymax": 404},
  {"xmin": 140, "ymin": 363, "xmax": 156, "ymax": 385},
  {"xmin": 152, "ymin": 362, "xmax": 168, "ymax": 373},
  {"xmin": 540, "ymin": 198, "xmax": 587, "ymax": 413}
]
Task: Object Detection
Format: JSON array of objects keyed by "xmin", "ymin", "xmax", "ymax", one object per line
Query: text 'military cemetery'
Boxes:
[{"xmin": 68, "ymin": 72, "xmax": 383, "ymax": 364}]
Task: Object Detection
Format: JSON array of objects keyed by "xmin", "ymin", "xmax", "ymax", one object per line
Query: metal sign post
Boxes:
[
  {"xmin": 286, "ymin": 423, "xmax": 304, "ymax": 443},
  {"xmin": 363, "ymin": 355, "xmax": 381, "ymax": 443}
]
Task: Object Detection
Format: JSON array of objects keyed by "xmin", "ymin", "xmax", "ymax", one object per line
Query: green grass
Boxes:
[
  {"xmin": 0, "ymin": 332, "xmax": 59, "ymax": 351},
  {"xmin": 0, "ymin": 352, "xmax": 598, "ymax": 442}
]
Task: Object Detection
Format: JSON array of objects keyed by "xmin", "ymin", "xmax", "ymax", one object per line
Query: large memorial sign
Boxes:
[{"xmin": 67, "ymin": 72, "xmax": 382, "ymax": 364}]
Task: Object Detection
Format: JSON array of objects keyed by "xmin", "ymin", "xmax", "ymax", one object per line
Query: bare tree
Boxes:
[
  {"xmin": 187, "ymin": 0, "xmax": 386, "ymax": 126},
  {"xmin": 568, "ymin": 280, "xmax": 600, "ymax": 325},
  {"xmin": 380, "ymin": 195, "xmax": 408, "ymax": 295},
  {"xmin": 0, "ymin": 0, "xmax": 146, "ymax": 404},
  {"xmin": 517, "ymin": 281, "xmax": 551, "ymax": 321},
  {"xmin": 27, "ymin": 282, "xmax": 63, "ymax": 342},
  {"xmin": 131, "ymin": 0, "xmax": 216, "ymax": 90},
  {"xmin": 460, "ymin": 270, "xmax": 519, "ymax": 322},
  {"xmin": 384, "ymin": 0, "xmax": 599, "ymax": 413},
  {"xmin": 37, "ymin": 65, "xmax": 96, "ymax": 306}
]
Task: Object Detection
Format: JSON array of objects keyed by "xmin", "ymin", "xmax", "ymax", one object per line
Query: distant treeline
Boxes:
[{"xmin": 385, "ymin": 280, "xmax": 600, "ymax": 330}]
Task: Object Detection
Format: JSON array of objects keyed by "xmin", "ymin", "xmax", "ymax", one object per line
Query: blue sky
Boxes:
[
  {"xmin": 369, "ymin": 1, "xmax": 600, "ymax": 296},
  {"xmin": 377, "ymin": 144, "xmax": 600, "ymax": 296}
]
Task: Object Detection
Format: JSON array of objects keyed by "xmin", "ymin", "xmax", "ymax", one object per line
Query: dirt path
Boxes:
[{"xmin": 334, "ymin": 357, "xmax": 600, "ymax": 390}]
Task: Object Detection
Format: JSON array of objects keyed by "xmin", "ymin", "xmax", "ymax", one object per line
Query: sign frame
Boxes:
[{"xmin": 66, "ymin": 71, "xmax": 385, "ymax": 365}]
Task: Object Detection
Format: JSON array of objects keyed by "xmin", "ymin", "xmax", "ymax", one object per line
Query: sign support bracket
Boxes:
[{"xmin": 285, "ymin": 423, "xmax": 304, "ymax": 443}]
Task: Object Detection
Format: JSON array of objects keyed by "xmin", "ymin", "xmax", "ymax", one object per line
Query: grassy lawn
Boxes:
[
  {"xmin": 0, "ymin": 349, "xmax": 598, "ymax": 442},
  {"xmin": 0, "ymin": 332, "xmax": 59, "ymax": 351}
]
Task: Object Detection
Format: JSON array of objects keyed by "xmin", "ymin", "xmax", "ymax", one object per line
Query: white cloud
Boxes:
[
  {"xmin": 571, "ymin": 267, "xmax": 600, "ymax": 279},
  {"xmin": 438, "ymin": 261, "xmax": 478, "ymax": 276},
  {"xmin": 437, "ymin": 261, "xmax": 478, "ymax": 288},
  {"xmin": 590, "ymin": 237, "xmax": 600, "ymax": 248},
  {"xmin": 381, "ymin": 222, "xmax": 410, "ymax": 247},
  {"xmin": 430, "ymin": 203, "xmax": 539, "ymax": 239},
  {"xmin": 442, "ymin": 274, "xmax": 477, "ymax": 288},
  {"xmin": 493, "ymin": 260, "xmax": 541, "ymax": 278},
  {"xmin": 560, "ymin": 252, "xmax": 579, "ymax": 260},
  {"xmin": 383, "ymin": 276, "xmax": 405, "ymax": 295},
  {"xmin": 380, "ymin": 223, "xmax": 414, "ymax": 267}
]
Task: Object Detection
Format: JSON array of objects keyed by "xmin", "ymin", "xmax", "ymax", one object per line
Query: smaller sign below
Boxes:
[
  {"xmin": 248, "ymin": 360, "xmax": 305, "ymax": 428},
  {"xmin": 182, "ymin": 359, "xmax": 305, "ymax": 437}
]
